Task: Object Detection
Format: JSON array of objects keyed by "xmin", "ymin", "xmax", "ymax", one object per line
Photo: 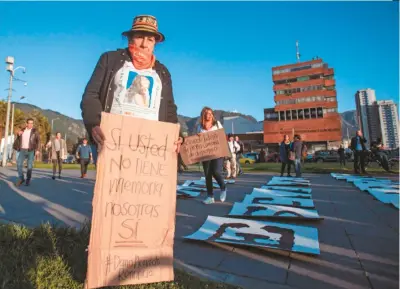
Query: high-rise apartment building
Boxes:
[
  {"xmin": 355, "ymin": 89, "xmax": 380, "ymax": 146},
  {"xmin": 376, "ymin": 100, "xmax": 399, "ymax": 149},
  {"xmin": 263, "ymin": 58, "xmax": 342, "ymax": 150},
  {"xmin": 355, "ymin": 89, "xmax": 399, "ymax": 149}
]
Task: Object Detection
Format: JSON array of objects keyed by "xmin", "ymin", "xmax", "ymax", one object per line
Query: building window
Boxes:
[
  {"xmin": 317, "ymin": 107, "xmax": 323, "ymax": 117},
  {"xmin": 298, "ymin": 109, "xmax": 304, "ymax": 120},
  {"xmin": 297, "ymin": 76, "xmax": 310, "ymax": 82}
]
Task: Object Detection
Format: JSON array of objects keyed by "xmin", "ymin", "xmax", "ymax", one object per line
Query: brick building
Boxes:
[{"xmin": 263, "ymin": 58, "xmax": 342, "ymax": 151}]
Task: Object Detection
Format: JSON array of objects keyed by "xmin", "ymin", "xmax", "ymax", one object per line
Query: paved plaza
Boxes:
[{"xmin": 0, "ymin": 167, "xmax": 398, "ymax": 289}]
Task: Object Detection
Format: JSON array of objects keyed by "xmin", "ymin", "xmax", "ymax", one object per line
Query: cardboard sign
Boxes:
[
  {"xmin": 228, "ymin": 202, "xmax": 322, "ymax": 220},
  {"xmin": 180, "ymin": 128, "xmax": 230, "ymax": 165},
  {"xmin": 184, "ymin": 215, "xmax": 320, "ymax": 255},
  {"xmin": 86, "ymin": 112, "xmax": 180, "ymax": 289}
]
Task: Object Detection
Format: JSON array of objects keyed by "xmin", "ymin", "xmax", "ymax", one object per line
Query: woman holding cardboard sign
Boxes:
[{"xmin": 197, "ymin": 107, "xmax": 227, "ymax": 205}]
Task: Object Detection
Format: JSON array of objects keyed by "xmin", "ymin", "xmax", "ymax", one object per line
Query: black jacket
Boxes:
[
  {"xmin": 350, "ymin": 136, "xmax": 367, "ymax": 151},
  {"xmin": 13, "ymin": 128, "xmax": 40, "ymax": 151},
  {"xmin": 80, "ymin": 48, "xmax": 179, "ymax": 142}
]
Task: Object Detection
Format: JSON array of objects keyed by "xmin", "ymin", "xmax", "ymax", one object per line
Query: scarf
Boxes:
[{"xmin": 128, "ymin": 43, "xmax": 156, "ymax": 70}]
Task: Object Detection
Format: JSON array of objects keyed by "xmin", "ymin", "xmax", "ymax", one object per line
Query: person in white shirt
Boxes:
[
  {"xmin": 12, "ymin": 118, "xmax": 40, "ymax": 186},
  {"xmin": 226, "ymin": 134, "xmax": 240, "ymax": 179},
  {"xmin": 46, "ymin": 132, "xmax": 68, "ymax": 179},
  {"xmin": 197, "ymin": 107, "xmax": 227, "ymax": 205}
]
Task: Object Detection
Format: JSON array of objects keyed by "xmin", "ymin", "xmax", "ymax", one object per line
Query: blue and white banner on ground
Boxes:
[
  {"xmin": 272, "ymin": 176, "xmax": 310, "ymax": 183},
  {"xmin": 267, "ymin": 180, "xmax": 310, "ymax": 187},
  {"xmin": 181, "ymin": 179, "xmax": 219, "ymax": 189},
  {"xmin": 247, "ymin": 188, "xmax": 312, "ymax": 199},
  {"xmin": 228, "ymin": 202, "xmax": 322, "ymax": 220},
  {"xmin": 176, "ymin": 185, "xmax": 202, "ymax": 198},
  {"xmin": 261, "ymin": 186, "xmax": 312, "ymax": 194},
  {"xmin": 200, "ymin": 177, "xmax": 235, "ymax": 184},
  {"xmin": 184, "ymin": 215, "xmax": 320, "ymax": 255},
  {"xmin": 241, "ymin": 193, "xmax": 315, "ymax": 208}
]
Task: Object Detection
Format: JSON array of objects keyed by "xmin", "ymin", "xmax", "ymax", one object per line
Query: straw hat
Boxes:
[{"xmin": 122, "ymin": 15, "xmax": 165, "ymax": 42}]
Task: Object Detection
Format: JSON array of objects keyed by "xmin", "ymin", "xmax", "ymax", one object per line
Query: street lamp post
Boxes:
[
  {"xmin": 1, "ymin": 57, "xmax": 26, "ymax": 167},
  {"xmin": 8, "ymin": 96, "xmax": 26, "ymax": 159},
  {"xmin": 51, "ymin": 118, "xmax": 60, "ymax": 132}
]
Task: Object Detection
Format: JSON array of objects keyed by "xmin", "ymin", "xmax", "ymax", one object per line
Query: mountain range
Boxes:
[{"xmin": 14, "ymin": 102, "xmax": 358, "ymax": 142}]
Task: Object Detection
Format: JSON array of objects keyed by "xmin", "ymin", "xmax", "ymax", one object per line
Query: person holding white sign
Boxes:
[{"xmin": 197, "ymin": 107, "xmax": 227, "ymax": 205}]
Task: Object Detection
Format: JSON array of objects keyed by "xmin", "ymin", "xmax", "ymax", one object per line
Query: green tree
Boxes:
[
  {"xmin": 12, "ymin": 107, "xmax": 26, "ymax": 135},
  {"xmin": 0, "ymin": 100, "xmax": 27, "ymax": 138}
]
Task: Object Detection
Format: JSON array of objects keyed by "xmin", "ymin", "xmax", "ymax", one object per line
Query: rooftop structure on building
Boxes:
[{"xmin": 263, "ymin": 55, "xmax": 342, "ymax": 148}]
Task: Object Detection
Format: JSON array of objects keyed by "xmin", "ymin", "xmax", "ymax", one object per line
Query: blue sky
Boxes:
[{"xmin": 0, "ymin": 1, "xmax": 398, "ymax": 121}]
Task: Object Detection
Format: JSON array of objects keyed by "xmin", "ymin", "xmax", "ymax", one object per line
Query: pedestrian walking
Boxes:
[
  {"xmin": 226, "ymin": 134, "xmax": 240, "ymax": 180},
  {"xmin": 235, "ymin": 136, "xmax": 244, "ymax": 176},
  {"xmin": 46, "ymin": 132, "xmax": 68, "ymax": 179},
  {"xmin": 196, "ymin": 107, "xmax": 227, "ymax": 205},
  {"xmin": 12, "ymin": 118, "xmax": 40, "ymax": 186},
  {"xmin": 291, "ymin": 134, "xmax": 304, "ymax": 177},
  {"xmin": 350, "ymin": 130, "xmax": 367, "ymax": 174},
  {"xmin": 75, "ymin": 138, "xmax": 92, "ymax": 178},
  {"xmin": 279, "ymin": 134, "xmax": 293, "ymax": 177},
  {"xmin": 338, "ymin": 144, "xmax": 346, "ymax": 167}
]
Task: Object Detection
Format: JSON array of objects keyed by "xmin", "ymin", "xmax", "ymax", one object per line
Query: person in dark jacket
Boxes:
[
  {"xmin": 76, "ymin": 138, "xmax": 93, "ymax": 178},
  {"xmin": 259, "ymin": 148, "xmax": 266, "ymax": 163},
  {"xmin": 80, "ymin": 14, "xmax": 182, "ymax": 155},
  {"xmin": 279, "ymin": 134, "xmax": 292, "ymax": 177},
  {"xmin": 337, "ymin": 144, "xmax": 346, "ymax": 167},
  {"xmin": 12, "ymin": 118, "xmax": 40, "ymax": 186},
  {"xmin": 291, "ymin": 134, "xmax": 304, "ymax": 177},
  {"xmin": 350, "ymin": 130, "xmax": 367, "ymax": 174}
]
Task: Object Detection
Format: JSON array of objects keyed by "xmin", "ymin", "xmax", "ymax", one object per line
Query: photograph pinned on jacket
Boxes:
[
  {"xmin": 227, "ymin": 202, "xmax": 322, "ymax": 220},
  {"xmin": 179, "ymin": 128, "xmax": 230, "ymax": 165},
  {"xmin": 111, "ymin": 66, "xmax": 162, "ymax": 120},
  {"xmin": 184, "ymin": 215, "xmax": 320, "ymax": 255}
]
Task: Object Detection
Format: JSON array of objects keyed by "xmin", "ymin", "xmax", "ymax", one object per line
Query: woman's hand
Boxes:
[
  {"xmin": 174, "ymin": 137, "xmax": 183, "ymax": 154},
  {"xmin": 92, "ymin": 126, "xmax": 106, "ymax": 146}
]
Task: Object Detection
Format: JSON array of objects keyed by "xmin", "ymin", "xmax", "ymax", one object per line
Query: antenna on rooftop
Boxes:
[{"xmin": 296, "ymin": 40, "xmax": 301, "ymax": 63}]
